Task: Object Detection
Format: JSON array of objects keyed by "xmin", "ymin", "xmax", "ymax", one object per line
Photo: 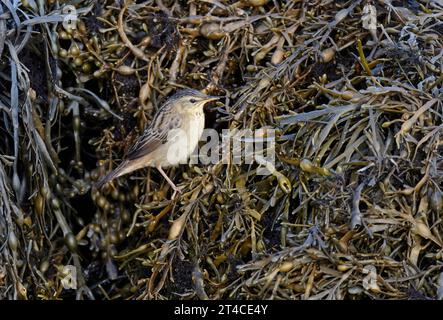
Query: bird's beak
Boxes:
[{"xmin": 203, "ymin": 96, "xmax": 221, "ymax": 103}]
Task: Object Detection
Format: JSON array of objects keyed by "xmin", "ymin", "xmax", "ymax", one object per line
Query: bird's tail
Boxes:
[{"xmin": 95, "ymin": 161, "xmax": 128, "ymax": 189}]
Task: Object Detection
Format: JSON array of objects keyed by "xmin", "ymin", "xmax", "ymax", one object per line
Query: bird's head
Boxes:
[{"xmin": 169, "ymin": 88, "xmax": 220, "ymax": 113}]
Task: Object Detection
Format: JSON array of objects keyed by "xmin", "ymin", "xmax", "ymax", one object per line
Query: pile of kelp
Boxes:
[{"xmin": 1, "ymin": 0, "xmax": 443, "ymax": 300}]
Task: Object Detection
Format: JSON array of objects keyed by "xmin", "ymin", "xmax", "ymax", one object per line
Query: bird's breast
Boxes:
[
  {"xmin": 185, "ymin": 112, "xmax": 205, "ymax": 145},
  {"xmin": 155, "ymin": 112, "xmax": 205, "ymax": 167}
]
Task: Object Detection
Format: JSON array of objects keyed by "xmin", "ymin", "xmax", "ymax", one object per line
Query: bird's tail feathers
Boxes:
[{"xmin": 95, "ymin": 161, "xmax": 128, "ymax": 189}]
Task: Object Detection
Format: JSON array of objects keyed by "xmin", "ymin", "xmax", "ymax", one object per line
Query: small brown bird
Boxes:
[{"xmin": 96, "ymin": 88, "xmax": 219, "ymax": 195}]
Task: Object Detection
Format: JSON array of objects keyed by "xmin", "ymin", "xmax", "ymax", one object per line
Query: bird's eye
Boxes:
[{"xmin": 190, "ymin": 98, "xmax": 196, "ymax": 104}]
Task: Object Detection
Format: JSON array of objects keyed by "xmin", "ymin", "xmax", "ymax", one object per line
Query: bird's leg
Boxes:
[{"xmin": 156, "ymin": 166, "xmax": 182, "ymax": 197}]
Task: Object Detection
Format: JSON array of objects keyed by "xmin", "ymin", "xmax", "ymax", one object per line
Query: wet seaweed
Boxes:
[{"xmin": 1, "ymin": 0, "xmax": 443, "ymax": 300}]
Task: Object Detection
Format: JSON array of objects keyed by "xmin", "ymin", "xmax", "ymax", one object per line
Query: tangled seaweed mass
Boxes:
[{"xmin": 1, "ymin": 0, "xmax": 443, "ymax": 300}]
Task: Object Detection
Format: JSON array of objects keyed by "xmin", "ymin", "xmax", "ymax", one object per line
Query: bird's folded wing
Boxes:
[
  {"xmin": 126, "ymin": 111, "xmax": 183, "ymax": 161},
  {"xmin": 127, "ymin": 130, "xmax": 164, "ymax": 161}
]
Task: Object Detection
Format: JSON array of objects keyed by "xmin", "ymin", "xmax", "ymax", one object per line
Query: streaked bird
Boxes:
[{"xmin": 95, "ymin": 88, "xmax": 219, "ymax": 196}]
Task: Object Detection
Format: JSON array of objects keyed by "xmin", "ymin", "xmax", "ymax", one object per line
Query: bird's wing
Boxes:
[{"xmin": 126, "ymin": 105, "xmax": 182, "ymax": 161}]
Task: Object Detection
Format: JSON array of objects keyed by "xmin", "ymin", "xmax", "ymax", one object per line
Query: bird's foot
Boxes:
[{"xmin": 172, "ymin": 186, "xmax": 184, "ymax": 200}]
